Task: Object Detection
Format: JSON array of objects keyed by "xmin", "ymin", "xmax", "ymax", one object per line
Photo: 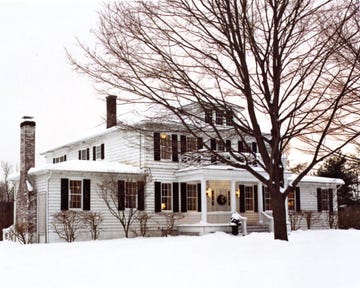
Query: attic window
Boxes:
[{"xmin": 79, "ymin": 148, "xmax": 90, "ymax": 160}]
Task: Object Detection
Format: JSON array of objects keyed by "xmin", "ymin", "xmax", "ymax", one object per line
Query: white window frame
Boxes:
[
  {"xmin": 264, "ymin": 186, "xmax": 272, "ymax": 211},
  {"xmin": 160, "ymin": 133, "xmax": 171, "ymax": 160},
  {"xmin": 186, "ymin": 137, "xmax": 197, "ymax": 152},
  {"xmin": 79, "ymin": 148, "xmax": 88, "ymax": 160},
  {"xmin": 125, "ymin": 182, "xmax": 137, "ymax": 209},
  {"xmin": 161, "ymin": 183, "xmax": 172, "ymax": 211},
  {"xmin": 187, "ymin": 184, "xmax": 197, "ymax": 211},
  {"xmin": 245, "ymin": 186, "xmax": 254, "ymax": 211},
  {"xmin": 69, "ymin": 179, "xmax": 82, "ymax": 210}
]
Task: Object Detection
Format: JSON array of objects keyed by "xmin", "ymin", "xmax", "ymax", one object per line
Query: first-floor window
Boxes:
[
  {"xmin": 69, "ymin": 180, "xmax": 82, "ymax": 209},
  {"xmin": 161, "ymin": 183, "xmax": 172, "ymax": 211},
  {"xmin": 319, "ymin": 188, "xmax": 330, "ymax": 211},
  {"xmin": 187, "ymin": 184, "xmax": 197, "ymax": 211},
  {"xmin": 288, "ymin": 190, "xmax": 295, "ymax": 211},
  {"xmin": 264, "ymin": 186, "xmax": 272, "ymax": 211},
  {"xmin": 245, "ymin": 186, "xmax": 254, "ymax": 211},
  {"xmin": 125, "ymin": 182, "xmax": 137, "ymax": 208}
]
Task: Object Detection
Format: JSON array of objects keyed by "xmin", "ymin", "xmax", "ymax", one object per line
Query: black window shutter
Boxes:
[
  {"xmin": 197, "ymin": 137, "xmax": 203, "ymax": 150},
  {"xmin": 181, "ymin": 183, "xmax": 187, "ymax": 212},
  {"xmin": 137, "ymin": 181, "xmax": 145, "ymax": 211},
  {"xmin": 78, "ymin": 150, "xmax": 81, "ymax": 160},
  {"xmin": 118, "ymin": 180, "xmax": 125, "ymax": 210},
  {"xmin": 154, "ymin": 182, "xmax": 161, "ymax": 212},
  {"xmin": 295, "ymin": 187, "xmax": 301, "ymax": 212},
  {"xmin": 210, "ymin": 138, "xmax": 217, "ymax": 151},
  {"xmin": 53, "ymin": 158, "xmax": 55, "ymax": 164},
  {"xmin": 226, "ymin": 140, "xmax": 231, "ymax": 152},
  {"xmin": 317, "ymin": 188, "xmax": 322, "ymax": 212},
  {"xmin": 329, "ymin": 188, "xmax": 334, "ymax": 213},
  {"xmin": 60, "ymin": 178, "xmax": 69, "ymax": 211},
  {"xmin": 101, "ymin": 144, "xmax": 105, "ymax": 159},
  {"xmin": 93, "ymin": 146, "xmax": 96, "ymax": 160},
  {"xmin": 252, "ymin": 142, "xmax": 258, "ymax": 153},
  {"xmin": 154, "ymin": 132, "xmax": 160, "ymax": 161},
  {"xmin": 238, "ymin": 141, "xmax": 243, "ymax": 153},
  {"xmin": 197, "ymin": 183, "xmax": 202, "ymax": 212},
  {"xmin": 173, "ymin": 182, "xmax": 179, "ymax": 212},
  {"xmin": 83, "ymin": 179, "xmax": 91, "ymax": 211},
  {"xmin": 254, "ymin": 185, "xmax": 258, "ymax": 212},
  {"xmin": 262, "ymin": 186, "xmax": 266, "ymax": 211},
  {"xmin": 239, "ymin": 185, "xmax": 245, "ymax": 212},
  {"xmin": 86, "ymin": 148, "xmax": 90, "ymax": 160},
  {"xmin": 172, "ymin": 134, "xmax": 178, "ymax": 162},
  {"xmin": 180, "ymin": 135, "xmax": 187, "ymax": 154},
  {"xmin": 64, "ymin": 155, "xmax": 67, "ymax": 161}
]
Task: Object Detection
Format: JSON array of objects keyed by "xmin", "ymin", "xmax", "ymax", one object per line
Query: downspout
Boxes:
[{"xmin": 45, "ymin": 172, "xmax": 53, "ymax": 243}]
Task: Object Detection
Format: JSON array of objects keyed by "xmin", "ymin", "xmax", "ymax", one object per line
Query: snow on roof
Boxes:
[
  {"xmin": 28, "ymin": 160, "xmax": 142, "ymax": 175},
  {"xmin": 41, "ymin": 125, "xmax": 118, "ymax": 155},
  {"xmin": 288, "ymin": 174, "xmax": 344, "ymax": 185}
]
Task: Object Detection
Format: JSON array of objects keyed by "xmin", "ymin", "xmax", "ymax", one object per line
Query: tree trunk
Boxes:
[{"xmin": 271, "ymin": 188, "xmax": 288, "ymax": 241}]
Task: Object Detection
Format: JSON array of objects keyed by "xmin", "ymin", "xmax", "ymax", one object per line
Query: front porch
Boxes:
[{"xmin": 175, "ymin": 166, "xmax": 277, "ymax": 235}]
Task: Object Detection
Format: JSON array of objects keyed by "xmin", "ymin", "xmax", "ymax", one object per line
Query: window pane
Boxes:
[
  {"xmin": 187, "ymin": 184, "xmax": 197, "ymax": 211},
  {"xmin": 161, "ymin": 183, "xmax": 172, "ymax": 210},
  {"xmin": 69, "ymin": 180, "xmax": 82, "ymax": 209},
  {"xmin": 160, "ymin": 134, "xmax": 171, "ymax": 160},
  {"xmin": 125, "ymin": 182, "xmax": 137, "ymax": 208},
  {"xmin": 245, "ymin": 186, "xmax": 254, "ymax": 211}
]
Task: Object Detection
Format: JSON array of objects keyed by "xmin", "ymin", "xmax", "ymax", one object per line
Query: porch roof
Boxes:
[{"xmin": 175, "ymin": 165, "xmax": 269, "ymax": 182}]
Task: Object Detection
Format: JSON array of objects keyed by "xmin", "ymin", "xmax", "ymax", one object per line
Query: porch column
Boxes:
[
  {"xmin": 230, "ymin": 180, "xmax": 236, "ymax": 212},
  {"xmin": 257, "ymin": 182, "xmax": 263, "ymax": 223},
  {"xmin": 201, "ymin": 178, "xmax": 207, "ymax": 223}
]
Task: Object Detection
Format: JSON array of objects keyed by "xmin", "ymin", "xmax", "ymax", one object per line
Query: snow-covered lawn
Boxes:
[{"xmin": 1, "ymin": 230, "xmax": 359, "ymax": 288}]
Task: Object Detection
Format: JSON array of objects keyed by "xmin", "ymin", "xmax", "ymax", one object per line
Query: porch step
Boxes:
[{"xmin": 247, "ymin": 224, "xmax": 270, "ymax": 233}]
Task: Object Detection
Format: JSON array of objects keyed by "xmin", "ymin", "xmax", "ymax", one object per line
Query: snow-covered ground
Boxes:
[{"xmin": 0, "ymin": 230, "xmax": 358, "ymax": 288}]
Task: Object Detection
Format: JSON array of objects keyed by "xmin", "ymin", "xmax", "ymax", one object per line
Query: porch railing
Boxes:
[{"xmin": 261, "ymin": 211, "xmax": 274, "ymax": 232}]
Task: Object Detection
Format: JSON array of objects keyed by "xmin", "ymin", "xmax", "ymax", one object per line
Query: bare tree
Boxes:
[
  {"xmin": 0, "ymin": 161, "xmax": 14, "ymax": 202},
  {"xmin": 52, "ymin": 211, "xmax": 86, "ymax": 242},
  {"xmin": 69, "ymin": 1, "xmax": 360, "ymax": 240},
  {"xmin": 97, "ymin": 177, "xmax": 138, "ymax": 238},
  {"xmin": 82, "ymin": 211, "xmax": 104, "ymax": 240}
]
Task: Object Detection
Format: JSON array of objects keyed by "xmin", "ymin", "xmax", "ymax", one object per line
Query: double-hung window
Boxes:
[
  {"xmin": 161, "ymin": 183, "xmax": 172, "ymax": 211},
  {"xmin": 69, "ymin": 180, "xmax": 82, "ymax": 209},
  {"xmin": 125, "ymin": 182, "xmax": 137, "ymax": 209},
  {"xmin": 245, "ymin": 186, "xmax": 254, "ymax": 211},
  {"xmin": 187, "ymin": 184, "xmax": 197, "ymax": 211},
  {"xmin": 264, "ymin": 186, "xmax": 272, "ymax": 211},
  {"xmin": 160, "ymin": 133, "xmax": 171, "ymax": 160}
]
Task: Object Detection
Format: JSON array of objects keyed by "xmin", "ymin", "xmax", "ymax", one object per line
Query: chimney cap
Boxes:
[{"xmin": 20, "ymin": 116, "xmax": 36, "ymax": 128}]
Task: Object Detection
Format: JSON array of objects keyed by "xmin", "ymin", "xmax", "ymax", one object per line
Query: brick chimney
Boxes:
[
  {"xmin": 16, "ymin": 117, "xmax": 36, "ymax": 242},
  {"xmin": 106, "ymin": 95, "xmax": 117, "ymax": 128}
]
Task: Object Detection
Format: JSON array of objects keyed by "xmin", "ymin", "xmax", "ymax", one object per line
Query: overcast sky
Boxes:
[{"xmin": 0, "ymin": 0, "xmax": 110, "ymax": 171}]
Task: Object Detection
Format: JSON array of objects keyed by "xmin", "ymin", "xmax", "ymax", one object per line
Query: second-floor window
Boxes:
[
  {"xmin": 79, "ymin": 148, "xmax": 90, "ymax": 160},
  {"xmin": 93, "ymin": 144, "xmax": 105, "ymax": 160},
  {"xmin": 160, "ymin": 133, "xmax": 172, "ymax": 160},
  {"xmin": 53, "ymin": 155, "xmax": 66, "ymax": 164}
]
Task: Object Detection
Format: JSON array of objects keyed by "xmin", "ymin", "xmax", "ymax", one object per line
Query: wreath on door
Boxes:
[{"xmin": 217, "ymin": 194, "xmax": 227, "ymax": 205}]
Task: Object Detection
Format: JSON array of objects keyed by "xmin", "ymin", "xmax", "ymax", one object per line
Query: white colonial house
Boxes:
[{"xmin": 8, "ymin": 96, "xmax": 344, "ymax": 243}]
